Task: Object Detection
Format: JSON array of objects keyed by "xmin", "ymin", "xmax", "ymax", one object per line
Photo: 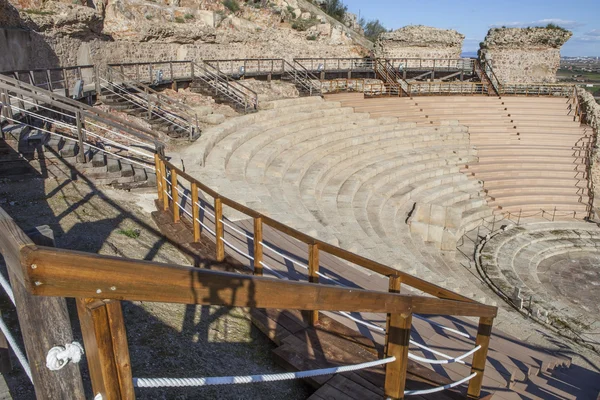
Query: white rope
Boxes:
[
  {"xmin": 85, "ymin": 119, "xmax": 151, "ymax": 147},
  {"xmin": 221, "ymin": 238, "xmax": 254, "ymax": 261},
  {"xmin": 196, "ymin": 202, "xmax": 216, "ymax": 218},
  {"xmin": 0, "ymin": 316, "xmax": 32, "ymax": 383},
  {"xmin": 258, "ymin": 261, "xmax": 287, "ymax": 280},
  {"xmin": 0, "ymin": 272, "xmax": 15, "ymax": 306},
  {"xmin": 195, "ymin": 218, "xmax": 216, "ymax": 237},
  {"xmin": 413, "ymin": 314, "xmax": 472, "ymax": 339},
  {"xmin": 408, "ymin": 345, "xmax": 480, "ymax": 365},
  {"xmin": 260, "ymin": 241, "xmax": 309, "ymax": 270},
  {"xmin": 220, "ymin": 219, "xmax": 254, "ymax": 241},
  {"xmin": 338, "ymin": 311, "xmax": 385, "ymax": 332},
  {"xmin": 46, "ymin": 342, "xmax": 84, "ymax": 371},
  {"xmin": 134, "ymin": 356, "xmax": 396, "ymax": 387},
  {"xmin": 404, "ymin": 372, "xmax": 477, "ymax": 396}
]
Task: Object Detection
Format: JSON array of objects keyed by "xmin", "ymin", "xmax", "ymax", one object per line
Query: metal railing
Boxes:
[
  {"xmin": 294, "ymin": 57, "xmax": 375, "ymax": 73},
  {"xmin": 105, "ymin": 64, "xmax": 199, "ymax": 141},
  {"xmin": 498, "ymin": 83, "xmax": 575, "ymax": 97},
  {"xmin": 387, "ymin": 58, "xmax": 476, "ymax": 73},
  {"xmin": 0, "ymin": 73, "xmax": 162, "ymax": 168},
  {"xmin": 1, "ymin": 65, "xmax": 97, "ymax": 98},
  {"xmin": 193, "ymin": 62, "xmax": 259, "ymax": 112}
]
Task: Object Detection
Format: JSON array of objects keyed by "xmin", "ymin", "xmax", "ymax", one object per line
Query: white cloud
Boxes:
[
  {"xmin": 490, "ymin": 19, "xmax": 586, "ymax": 30},
  {"xmin": 586, "ymin": 29, "xmax": 600, "ymax": 36}
]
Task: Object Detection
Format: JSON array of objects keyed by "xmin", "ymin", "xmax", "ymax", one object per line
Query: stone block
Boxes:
[{"xmin": 427, "ymin": 224, "xmax": 444, "ymax": 245}]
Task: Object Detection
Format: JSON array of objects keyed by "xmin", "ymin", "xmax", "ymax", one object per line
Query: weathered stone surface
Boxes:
[
  {"xmin": 0, "ymin": 0, "xmax": 24, "ymax": 28},
  {"xmin": 480, "ymin": 27, "xmax": 572, "ymax": 83},
  {"xmin": 25, "ymin": 2, "xmax": 104, "ymax": 38},
  {"xmin": 375, "ymin": 25, "xmax": 464, "ymax": 59}
]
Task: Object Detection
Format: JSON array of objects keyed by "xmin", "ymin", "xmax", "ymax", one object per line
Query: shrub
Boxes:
[
  {"xmin": 223, "ymin": 0, "xmax": 240, "ymax": 13},
  {"xmin": 145, "ymin": 13, "xmax": 153, "ymax": 20},
  {"xmin": 307, "ymin": 34, "xmax": 318, "ymax": 40},
  {"xmin": 184, "ymin": 13, "xmax": 194, "ymax": 20},
  {"xmin": 117, "ymin": 229, "xmax": 140, "ymax": 239},
  {"xmin": 175, "ymin": 16, "xmax": 185, "ymax": 23},
  {"xmin": 545, "ymin": 23, "xmax": 568, "ymax": 32},
  {"xmin": 291, "ymin": 17, "xmax": 319, "ymax": 31},
  {"xmin": 321, "ymin": 0, "xmax": 346, "ymax": 21},
  {"xmin": 286, "ymin": 5, "xmax": 295, "ymax": 15},
  {"xmin": 359, "ymin": 18, "xmax": 387, "ymax": 41}
]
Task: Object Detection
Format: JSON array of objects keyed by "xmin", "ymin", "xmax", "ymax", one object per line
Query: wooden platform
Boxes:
[{"xmin": 151, "ymin": 204, "xmax": 467, "ymax": 399}]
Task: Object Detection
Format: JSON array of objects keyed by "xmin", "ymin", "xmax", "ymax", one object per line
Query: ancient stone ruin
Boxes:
[
  {"xmin": 374, "ymin": 25, "xmax": 464, "ymax": 59},
  {"xmin": 480, "ymin": 27, "xmax": 572, "ymax": 83}
]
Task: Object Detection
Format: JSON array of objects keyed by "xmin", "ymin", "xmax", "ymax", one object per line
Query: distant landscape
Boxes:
[{"xmin": 558, "ymin": 56, "xmax": 600, "ymax": 101}]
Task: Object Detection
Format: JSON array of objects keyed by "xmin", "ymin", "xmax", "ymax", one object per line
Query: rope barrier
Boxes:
[
  {"xmin": 160, "ymin": 176, "xmax": 482, "ymax": 368},
  {"xmin": 0, "ymin": 317, "xmax": 33, "ymax": 383},
  {"xmin": 404, "ymin": 372, "xmax": 477, "ymax": 396},
  {"xmin": 134, "ymin": 356, "xmax": 396, "ymax": 388},
  {"xmin": 0, "ymin": 272, "xmax": 15, "ymax": 306}
]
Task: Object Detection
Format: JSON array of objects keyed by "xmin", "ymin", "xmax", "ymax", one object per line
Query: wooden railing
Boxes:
[
  {"xmin": 498, "ymin": 83, "xmax": 574, "ymax": 97},
  {"xmin": 204, "ymin": 58, "xmax": 287, "ymax": 76},
  {"xmin": 386, "ymin": 58, "xmax": 475, "ymax": 72},
  {"xmin": 153, "ymin": 154, "xmax": 498, "ymax": 398},
  {"xmin": 0, "ymin": 181, "xmax": 497, "ymax": 400}
]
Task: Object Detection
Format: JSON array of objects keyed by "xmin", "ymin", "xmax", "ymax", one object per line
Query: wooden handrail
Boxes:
[{"xmin": 159, "ymin": 156, "xmax": 498, "ymax": 309}]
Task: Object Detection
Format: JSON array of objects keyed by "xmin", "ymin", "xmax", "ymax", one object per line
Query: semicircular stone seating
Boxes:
[
  {"xmin": 334, "ymin": 93, "xmax": 593, "ymax": 221},
  {"xmin": 478, "ymin": 221, "xmax": 600, "ymax": 342},
  {"xmin": 183, "ymin": 95, "xmax": 500, "ymax": 300}
]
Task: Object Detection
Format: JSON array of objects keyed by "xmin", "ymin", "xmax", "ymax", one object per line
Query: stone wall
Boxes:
[
  {"xmin": 480, "ymin": 27, "xmax": 572, "ymax": 84},
  {"xmin": 0, "ymin": 29, "xmax": 60, "ymax": 71},
  {"xmin": 578, "ymin": 88, "xmax": 600, "ymax": 210},
  {"xmin": 374, "ymin": 25, "xmax": 464, "ymax": 59}
]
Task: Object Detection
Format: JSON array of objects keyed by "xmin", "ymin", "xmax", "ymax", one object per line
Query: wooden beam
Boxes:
[
  {"xmin": 467, "ymin": 317, "xmax": 494, "ymax": 399},
  {"xmin": 25, "ymin": 247, "xmax": 414, "ymax": 315},
  {"xmin": 307, "ymin": 243, "xmax": 319, "ymax": 325},
  {"xmin": 215, "ymin": 197, "xmax": 224, "ymax": 262},
  {"xmin": 171, "ymin": 169, "xmax": 180, "ymax": 223},
  {"xmin": 77, "ymin": 299, "xmax": 134, "ymax": 400},
  {"xmin": 0, "ymin": 220, "xmax": 86, "ymax": 399},
  {"xmin": 191, "ymin": 182, "xmax": 200, "ymax": 242},
  {"xmin": 384, "ymin": 312, "xmax": 412, "ymax": 399},
  {"xmin": 253, "ymin": 217, "xmax": 263, "ymax": 276}
]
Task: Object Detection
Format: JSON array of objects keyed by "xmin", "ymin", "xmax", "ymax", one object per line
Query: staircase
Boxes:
[
  {"xmin": 0, "ymin": 73, "xmax": 160, "ymax": 188},
  {"xmin": 189, "ymin": 62, "xmax": 259, "ymax": 113},
  {"xmin": 373, "ymin": 58, "xmax": 410, "ymax": 97},
  {"xmin": 474, "ymin": 60, "xmax": 500, "ymax": 96},
  {"xmin": 284, "ymin": 60, "xmax": 322, "ymax": 96},
  {"xmin": 102, "ymin": 67, "xmax": 200, "ymax": 141}
]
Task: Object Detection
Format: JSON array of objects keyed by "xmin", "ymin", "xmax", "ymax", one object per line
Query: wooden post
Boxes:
[
  {"xmin": 162, "ymin": 163, "xmax": 169, "ymax": 211},
  {"xmin": 385, "ymin": 275, "xmax": 402, "ymax": 355},
  {"xmin": 191, "ymin": 182, "xmax": 200, "ymax": 242},
  {"xmin": 307, "ymin": 243, "xmax": 319, "ymax": 325},
  {"xmin": 154, "ymin": 154, "xmax": 163, "ymax": 203},
  {"xmin": 0, "ymin": 220, "xmax": 86, "ymax": 399},
  {"xmin": 171, "ymin": 169, "xmax": 180, "ymax": 223},
  {"xmin": 384, "ymin": 312, "xmax": 412, "ymax": 400},
  {"xmin": 77, "ymin": 299, "xmax": 134, "ymax": 400},
  {"xmin": 76, "ymin": 111, "xmax": 86, "ymax": 163},
  {"xmin": 215, "ymin": 197, "xmax": 225, "ymax": 262},
  {"xmin": 467, "ymin": 317, "xmax": 494, "ymax": 399},
  {"xmin": 253, "ymin": 217, "xmax": 263, "ymax": 276}
]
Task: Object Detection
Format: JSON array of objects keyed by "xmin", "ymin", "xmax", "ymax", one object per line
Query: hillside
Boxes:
[{"xmin": 1, "ymin": 0, "xmax": 371, "ymax": 70}]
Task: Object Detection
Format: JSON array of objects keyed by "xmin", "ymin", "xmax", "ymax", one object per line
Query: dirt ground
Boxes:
[{"xmin": 0, "ymin": 167, "xmax": 311, "ymax": 399}]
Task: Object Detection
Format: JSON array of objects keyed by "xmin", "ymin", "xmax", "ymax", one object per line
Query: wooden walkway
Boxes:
[{"xmin": 151, "ymin": 198, "xmax": 576, "ymax": 399}]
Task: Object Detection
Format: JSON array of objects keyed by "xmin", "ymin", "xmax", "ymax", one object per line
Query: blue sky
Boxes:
[{"xmin": 343, "ymin": 0, "xmax": 600, "ymax": 56}]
